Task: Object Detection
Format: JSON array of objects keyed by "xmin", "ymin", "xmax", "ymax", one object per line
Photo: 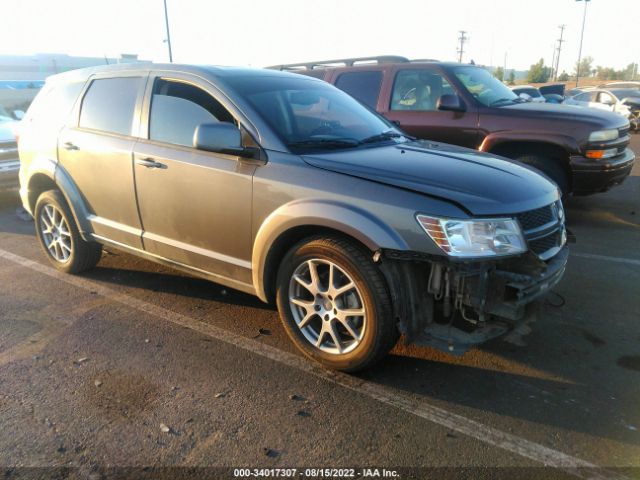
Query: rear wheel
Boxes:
[
  {"xmin": 34, "ymin": 190, "xmax": 102, "ymax": 274},
  {"xmin": 276, "ymin": 236, "xmax": 398, "ymax": 372},
  {"xmin": 516, "ymin": 154, "xmax": 570, "ymax": 196}
]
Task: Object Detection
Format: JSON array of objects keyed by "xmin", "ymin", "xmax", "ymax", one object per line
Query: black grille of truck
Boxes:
[{"xmin": 516, "ymin": 201, "xmax": 565, "ymax": 260}]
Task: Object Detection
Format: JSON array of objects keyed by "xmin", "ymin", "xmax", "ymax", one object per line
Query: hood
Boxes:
[
  {"xmin": 500, "ymin": 101, "xmax": 629, "ymax": 129},
  {"xmin": 302, "ymin": 141, "xmax": 559, "ymax": 216}
]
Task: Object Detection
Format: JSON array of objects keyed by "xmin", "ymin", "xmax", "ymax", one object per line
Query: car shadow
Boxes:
[{"xmin": 83, "ymin": 262, "xmax": 272, "ymax": 311}]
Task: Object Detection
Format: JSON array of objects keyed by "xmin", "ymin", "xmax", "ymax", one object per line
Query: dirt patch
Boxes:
[
  {"xmin": 617, "ymin": 356, "xmax": 640, "ymax": 373},
  {"xmin": 83, "ymin": 370, "xmax": 159, "ymax": 419}
]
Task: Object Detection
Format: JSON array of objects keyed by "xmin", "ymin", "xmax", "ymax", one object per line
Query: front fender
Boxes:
[
  {"xmin": 479, "ymin": 131, "xmax": 578, "ymax": 155},
  {"xmin": 23, "ymin": 156, "xmax": 93, "ymax": 240},
  {"xmin": 252, "ymin": 199, "xmax": 409, "ymax": 302}
]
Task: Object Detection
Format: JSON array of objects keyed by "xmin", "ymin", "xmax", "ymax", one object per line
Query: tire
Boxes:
[
  {"xmin": 34, "ymin": 190, "xmax": 102, "ymax": 274},
  {"xmin": 516, "ymin": 154, "xmax": 570, "ymax": 196},
  {"xmin": 276, "ymin": 236, "xmax": 398, "ymax": 372}
]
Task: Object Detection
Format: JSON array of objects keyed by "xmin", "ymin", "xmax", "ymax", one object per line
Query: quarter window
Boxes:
[
  {"xmin": 79, "ymin": 77, "xmax": 143, "ymax": 136},
  {"xmin": 391, "ymin": 70, "xmax": 453, "ymax": 111},
  {"xmin": 334, "ymin": 71, "xmax": 383, "ymax": 108},
  {"xmin": 149, "ymin": 79, "xmax": 234, "ymax": 147}
]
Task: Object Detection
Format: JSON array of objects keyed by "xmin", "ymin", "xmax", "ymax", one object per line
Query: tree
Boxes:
[
  {"xmin": 558, "ymin": 71, "xmax": 569, "ymax": 81},
  {"xmin": 527, "ymin": 58, "xmax": 551, "ymax": 83},
  {"xmin": 508, "ymin": 70, "xmax": 515, "ymax": 85},
  {"xmin": 574, "ymin": 56, "xmax": 593, "ymax": 78},
  {"xmin": 493, "ymin": 66, "xmax": 504, "ymax": 81}
]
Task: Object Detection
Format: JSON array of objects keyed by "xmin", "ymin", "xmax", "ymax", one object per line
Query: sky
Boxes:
[{"xmin": 1, "ymin": 0, "xmax": 638, "ymax": 73}]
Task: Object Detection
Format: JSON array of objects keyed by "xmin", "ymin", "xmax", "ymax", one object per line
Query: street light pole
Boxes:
[
  {"xmin": 163, "ymin": 0, "xmax": 173, "ymax": 63},
  {"xmin": 575, "ymin": 0, "xmax": 590, "ymax": 87}
]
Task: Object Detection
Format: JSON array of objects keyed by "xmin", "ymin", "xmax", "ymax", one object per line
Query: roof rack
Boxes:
[{"xmin": 267, "ymin": 55, "xmax": 411, "ymax": 71}]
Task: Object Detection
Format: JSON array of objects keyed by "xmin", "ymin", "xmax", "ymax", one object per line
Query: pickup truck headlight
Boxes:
[
  {"xmin": 588, "ymin": 129, "xmax": 618, "ymax": 142},
  {"xmin": 416, "ymin": 215, "xmax": 526, "ymax": 258}
]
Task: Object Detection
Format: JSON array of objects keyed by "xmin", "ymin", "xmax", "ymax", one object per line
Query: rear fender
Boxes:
[{"xmin": 24, "ymin": 156, "xmax": 93, "ymax": 240}]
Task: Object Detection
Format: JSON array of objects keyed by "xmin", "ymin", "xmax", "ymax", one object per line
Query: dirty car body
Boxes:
[{"xmin": 18, "ymin": 64, "xmax": 568, "ymax": 370}]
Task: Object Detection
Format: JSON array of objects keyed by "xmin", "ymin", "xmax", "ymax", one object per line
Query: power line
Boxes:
[
  {"xmin": 554, "ymin": 24, "xmax": 566, "ymax": 81},
  {"xmin": 457, "ymin": 31, "xmax": 468, "ymax": 63},
  {"xmin": 163, "ymin": 0, "xmax": 173, "ymax": 63}
]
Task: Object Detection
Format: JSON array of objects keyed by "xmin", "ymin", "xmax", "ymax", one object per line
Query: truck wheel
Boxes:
[
  {"xmin": 34, "ymin": 190, "xmax": 102, "ymax": 274},
  {"xmin": 516, "ymin": 155, "xmax": 570, "ymax": 196},
  {"xmin": 276, "ymin": 236, "xmax": 398, "ymax": 372}
]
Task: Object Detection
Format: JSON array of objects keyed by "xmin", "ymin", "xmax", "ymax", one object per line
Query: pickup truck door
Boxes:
[
  {"xmin": 379, "ymin": 67, "xmax": 479, "ymax": 148},
  {"xmin": 132, "ymin": 73, "xmax": 256, "ymax": 286}
]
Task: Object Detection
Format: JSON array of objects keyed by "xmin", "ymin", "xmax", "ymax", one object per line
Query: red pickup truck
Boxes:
[{"xmin": 269, "ymin": 56, "xmax": 635, "ymax": 196}]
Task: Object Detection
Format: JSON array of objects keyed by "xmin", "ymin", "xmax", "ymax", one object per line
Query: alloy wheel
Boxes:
[
  {"xmin": 39, "ymin": 204, "xmax": 73, "ymax": 263},
  {"xmin": 288, "ymin": 259, "xmax": 366, "ymax": 355}
]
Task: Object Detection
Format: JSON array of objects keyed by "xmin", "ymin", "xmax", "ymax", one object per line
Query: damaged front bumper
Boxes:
[{"xmin": 379, "ymin": 246, "xmax": 569, "ymax": 355}]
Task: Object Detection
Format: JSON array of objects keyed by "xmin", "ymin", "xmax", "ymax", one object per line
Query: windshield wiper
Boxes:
[
  {"xmin": 489, "ymin": 97, "xmax": 517, "ymax": 106},
  {"xmin": 287, "ymin": 138, "xmax": 361, "ymax": 150},
  {"xmin": 360, "ymin": 130, "xmax": 409, "ymax": 144}
]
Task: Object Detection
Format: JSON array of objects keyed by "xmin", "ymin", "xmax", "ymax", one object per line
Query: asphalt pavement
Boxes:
[{"xmin": 0, "ymin": 136, "xmax": 638, "ymax": 480}]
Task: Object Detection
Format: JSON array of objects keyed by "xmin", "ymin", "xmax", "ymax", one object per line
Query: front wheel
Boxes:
[
  {"xmin": 276, "ymin": 236, "xmax": 398, "ymax": 372},
  {"xmin": 34, "ymin": 190, "xmax": 102, "ymax": 274}
]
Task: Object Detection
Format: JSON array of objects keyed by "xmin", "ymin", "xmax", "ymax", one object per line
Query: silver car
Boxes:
[{"xmin": 0, "ymin": 107, "xmax": 21, "ymax": 190}]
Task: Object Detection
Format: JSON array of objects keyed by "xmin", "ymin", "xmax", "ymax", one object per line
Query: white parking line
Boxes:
[
  {"xmin": 0, "ymin": 247, "xmax": 628, "ymax": 480},
  {"xmin": 571, "ymin": 252, "xmax": 640, "ymax": 267}
]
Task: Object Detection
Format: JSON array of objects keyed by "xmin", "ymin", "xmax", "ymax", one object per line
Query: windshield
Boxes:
[
  {"xmin": 454, "ymin": 66, "xmax": 519, "ymax": 107},
  {"xmin": 226, "ymin": 74, "xmax": 406, "ymax": 152}
]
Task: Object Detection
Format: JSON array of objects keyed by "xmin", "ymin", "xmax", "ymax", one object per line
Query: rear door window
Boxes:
[
  {"xmin": 334, "ymin": 71, "xmax": 383, "ymax": 108},
  {"xmin": 79, "ymin": 77, "xmax": 144, "ymax": 136},
  {"xmin": 391, "ymin": 70, "xmax": 454, "ymax": 111},
  {"xmin": 148, "ymin": 79, "xmax": 235, "ymax": 147}
]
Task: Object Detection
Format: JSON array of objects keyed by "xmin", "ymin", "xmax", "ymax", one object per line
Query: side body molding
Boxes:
[
  {"xmin": 23, "ymin": 156, "xmax": 94, "ymax": 240},
  {"xmin": 251, "ymin": 199, "xmax": 410, "ymax": 302}
]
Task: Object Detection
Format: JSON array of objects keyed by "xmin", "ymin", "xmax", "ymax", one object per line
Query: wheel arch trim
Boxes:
[
  {"xmin": 24, "ymin": 156, "xmax": 93, "ymax": 240},
  {"xmin": 252, "ymin": 199, "xmax": 409, "ymax": 302}
]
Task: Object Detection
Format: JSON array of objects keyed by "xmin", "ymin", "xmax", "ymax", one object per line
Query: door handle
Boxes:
[
  {"xmin": 135, "ymin": 157, "xmax": 166, "ymax": 169},
  {"xmin": 63, "ymin": 141, "xmax": 79, "ymax": 151}
]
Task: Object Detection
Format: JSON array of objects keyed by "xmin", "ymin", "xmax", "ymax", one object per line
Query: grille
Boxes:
[
  {"xmin": 517, "ymin": 202, "xmax": 564, "ymax": 260},
  {"xmin": 516, "ymin": 205, "xmax": 554, "ymax": 231},
  {"xmin": 528, "ymin": 231, "xmax": 561, "ymax": 256},
  {"xmin": 619, "ymin": 126, "xmax": 630, "ymax": 138}
]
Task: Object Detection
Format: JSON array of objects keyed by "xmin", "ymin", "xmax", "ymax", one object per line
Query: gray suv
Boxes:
[{"xmin": 18, "ymin": 63, "xmax": 568, "ymax": 371}]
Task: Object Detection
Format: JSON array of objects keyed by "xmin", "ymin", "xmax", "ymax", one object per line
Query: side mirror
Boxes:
[
  {"xmin": 193, "ymin": 122, "xmax": 249, "ymax": 157},
  {"xmin": 13, "ymin": 110, "xmax": 25, "ymax": 120},
  {"xmin": 436, "ymin": 94, "xmax": 466, "ymax": 112}
]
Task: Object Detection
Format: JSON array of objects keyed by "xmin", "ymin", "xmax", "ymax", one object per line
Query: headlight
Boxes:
[
  {"xmin": 588, "ymin": 129, "xmax": 618, "ymax": 142},
  {"xmin": 416, "ymin": 215, "xmax": 526, "ymax": 258}
]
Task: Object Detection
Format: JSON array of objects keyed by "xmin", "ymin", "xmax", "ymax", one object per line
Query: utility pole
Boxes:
[
  {"xmin": 163, "ymin": 0, "xmax": 173, "ymax": 63},
  {"xmin": 554, "ymin": 24, "xmax": 566, "ymax": 82},
  {"xmin": 551, "ymin": 44, "xmax": 556, "ymax": 81},
  {"xmin": 457, "ymin": 31, "xmax": 468, "ymax": 63},
  {"xmin": 575, "ymin": 0, "xmax": 591, "ymax": 87}
]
